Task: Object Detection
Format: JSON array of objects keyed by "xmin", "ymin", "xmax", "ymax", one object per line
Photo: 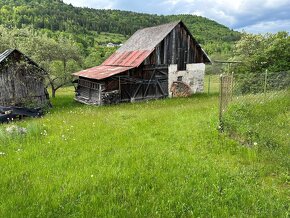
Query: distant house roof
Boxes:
[
  {"xmin": 74, "ymin": 21, "xmax": 211, "ymax": 80},
  {"xmin": 0, "ymin": 49, "xmax": 44, "ymax": 71}
]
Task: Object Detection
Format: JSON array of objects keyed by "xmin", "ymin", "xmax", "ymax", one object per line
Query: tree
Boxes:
[
  {"xmin": 32, "ymin": 35, "xmax": 82, "ymax": 98},
  {"xmin": 232, "ymin": 32, "xmax": 290, "ymax": 74},
  {"xmin": 47, "ymin": 37, "xmax": 82, "ymax": 98},
  {"xmin": 231, "ymin": 32, "xmax": 290, "ymax": 94}
]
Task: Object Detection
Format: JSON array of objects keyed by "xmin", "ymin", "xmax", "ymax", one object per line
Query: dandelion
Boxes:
[
  {"xmin": 91, "ymin": 175, "xmax": 94, "ymax": 178},
  {"xmin": 253, "ymin": 142, "xmax": 258, "ymax": 146},
  {"xmin": 0, "ymin": 152, "xmax": 5, "ymax": 156}
]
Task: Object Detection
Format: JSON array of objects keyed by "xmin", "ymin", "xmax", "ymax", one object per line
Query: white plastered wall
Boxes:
[{"xmin": 168, "ymin": 63, "xmax": 205, "ymax": 97}]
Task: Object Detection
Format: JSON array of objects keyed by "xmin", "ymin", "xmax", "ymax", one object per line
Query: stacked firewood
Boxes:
[
  {"xmin": 170, "ymin": 81, "xmax": 192, "ymax": 97},
  {"xmin": 102, "ymin": 90, "xmax": 121, "ymax": 105}
]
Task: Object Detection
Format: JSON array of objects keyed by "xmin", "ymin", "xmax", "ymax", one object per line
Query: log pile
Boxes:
[
  {"xmin": 102, "ymin": 90, "xmax": 121, "ymax": 105},
  {"xmin": 170, "ymin": 81, "xmax": 192, "ymax": 97}
]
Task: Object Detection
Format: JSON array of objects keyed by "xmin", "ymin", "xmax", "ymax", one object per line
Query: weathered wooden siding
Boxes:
[
  {"xmin": 0, "ymin": 64, "xmax": 48, "ymax": 107},
  {"xmin": 75, "ymin": 77, "xmax": 104, "ymax": 105},
  {"xmin": 144, "ymin": 23, "xmax": 204, "ymax": 70}
]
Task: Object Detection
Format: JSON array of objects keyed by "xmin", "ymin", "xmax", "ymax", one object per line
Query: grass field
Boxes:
[{"xmin": 0, "ymin": 87, "xmax": 289, "ymax": 217}]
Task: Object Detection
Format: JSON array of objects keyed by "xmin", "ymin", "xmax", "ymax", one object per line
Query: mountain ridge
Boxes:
[{"xmin": 0, "ymin": 0, "xmax": 240, "ymax": 49}]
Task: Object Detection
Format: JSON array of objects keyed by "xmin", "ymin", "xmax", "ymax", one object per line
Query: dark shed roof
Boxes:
[{"xmin": 0, "ymin": 49, "xmax": 44, "ymax": 71}]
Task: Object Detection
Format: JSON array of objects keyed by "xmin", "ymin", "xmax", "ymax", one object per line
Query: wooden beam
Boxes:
[{"xmin": 132, "ymin": 83, "xmax": 142, "ymax": 98}]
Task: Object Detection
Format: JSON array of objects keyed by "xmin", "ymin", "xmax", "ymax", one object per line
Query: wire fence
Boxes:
[
  {"xmin": 204, "ymin": 74, "xmax": 221, "ymax": 94},
  {"xmin": 218, "ymin": 71, "xmax": 290, "ymax": 132}
]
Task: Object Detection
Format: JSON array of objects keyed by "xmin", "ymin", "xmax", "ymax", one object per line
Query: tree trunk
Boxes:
[
  {"xmin": 52, "ymin": 88, "xmax": 56, "ymax": 98},
  {"xmin": 51, "ymin": 85, "xmax": 56, "ymax": 98}
]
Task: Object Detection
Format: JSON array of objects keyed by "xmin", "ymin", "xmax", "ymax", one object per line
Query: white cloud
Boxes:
[{"xmin": 238, "ymin": 20, "xmax": 290, "ymax": 33}]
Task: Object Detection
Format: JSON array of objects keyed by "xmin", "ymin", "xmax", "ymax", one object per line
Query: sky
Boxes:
[{"xmin": 62, "ymin": 0, "xmax": 290, "ymax": 34}]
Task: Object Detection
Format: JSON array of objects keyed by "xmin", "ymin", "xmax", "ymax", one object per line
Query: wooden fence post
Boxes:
[{"xmin": 219, "ymin": 74, "xmax": 224, "ymax": 131}]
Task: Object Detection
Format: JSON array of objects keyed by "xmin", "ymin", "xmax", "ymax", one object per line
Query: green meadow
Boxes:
[{"xmin": 0, "ymin": 87, "xmax": 289, "ymax": 217}]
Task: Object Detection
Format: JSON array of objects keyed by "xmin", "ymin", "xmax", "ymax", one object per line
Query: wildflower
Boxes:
[
  {"xmin": 41, "ymin": 130, "xmax": 48, "ymax": 136},
  {"xmin": 253, "ymin": 142, "xmax": 258, "ymax": 146},
  {"xmin": 6, "ymin": 125, "xmax": 27, "ymax": 135},
  {"xmin": 91, "ymin": 175, "xmax": 94, "ymax": 178},
  {"xmin": 61, "ymin": 135, "xmax": 67, "ymax": 141},
  {"xmin": 0, "ymin": 152, "xmax": 5, "ymax": 155}
]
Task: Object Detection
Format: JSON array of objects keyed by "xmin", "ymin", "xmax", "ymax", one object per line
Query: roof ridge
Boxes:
[{"xmin": 136, "ymin": 20, "xmax": 181, "ymax": 32}]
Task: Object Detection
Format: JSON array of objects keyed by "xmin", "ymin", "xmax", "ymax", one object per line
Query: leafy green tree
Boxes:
[{"xmin": 233, "ymin": 32, "xmax": 290, "ymax": 73}]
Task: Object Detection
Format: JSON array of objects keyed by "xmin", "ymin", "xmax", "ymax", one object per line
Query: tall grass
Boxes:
[{"xmin": 0, "ymin": 87, "xmax": 289, "ymax": 217}]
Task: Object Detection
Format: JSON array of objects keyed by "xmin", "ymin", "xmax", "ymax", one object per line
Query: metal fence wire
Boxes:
[{"xmin": 219, "ymin": 71, "xmax": 290, "ymax": 131}]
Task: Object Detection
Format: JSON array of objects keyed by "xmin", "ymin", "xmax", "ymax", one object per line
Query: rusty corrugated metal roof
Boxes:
[
  {"xmin": 102, "ymin": 50, "xmax": 153, "ymax": 67},
  {"xmin": 73, "ymin": 65, "xmax": 134, "ymax": 80},
  {"xmin": 74, "ymin": 50, "xmax": 153, "ymax": 80}
]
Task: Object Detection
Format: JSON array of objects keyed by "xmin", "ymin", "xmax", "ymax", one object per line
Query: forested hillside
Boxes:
[{"xmin": 0, "ymin": 0, "xmax": 240, "ymax": 54}]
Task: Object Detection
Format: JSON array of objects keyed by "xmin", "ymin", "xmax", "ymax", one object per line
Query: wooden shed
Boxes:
[
  {"xmin": 0, "ymin": 49, "xmax": 50, "ymax": 108},
  {"xmin": 73, "ymin": 21, "xmax": 211, "ymax": 105}
]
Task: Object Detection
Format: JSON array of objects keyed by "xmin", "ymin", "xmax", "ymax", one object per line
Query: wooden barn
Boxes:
[
  {"xmin": 73, "ymin": 21, "xmax": 211, "ymax": 105},
  {"xmin": 0, "ymin": 49, "xmax": 49, "ymax": 108}
]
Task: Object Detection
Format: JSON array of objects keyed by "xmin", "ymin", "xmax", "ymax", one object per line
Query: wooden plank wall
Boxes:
[
  {"xmin": 0, "ymin": 64, "xmax": 47, "ymax": 107},
  {"xmin": 144, "ymin": 23, "xmax": 204, "ymax": 70}
]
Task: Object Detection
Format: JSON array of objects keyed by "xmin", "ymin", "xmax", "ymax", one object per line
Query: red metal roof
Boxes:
[
  {"xmin": 73, "ymin": 65, "xmax": 134, "ymax": 80},
  {"xmin": 102, "ymin": 50, "xmax": 152, "ymax": 67},
  {"xmin": 74, "ymin": 50, "xmax": 153, "ymax": 80}
]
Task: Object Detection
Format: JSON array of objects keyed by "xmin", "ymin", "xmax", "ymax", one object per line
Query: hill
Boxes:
[{"xmin": 0, "ymin": 0, "xmax": 240, "ymax": 55}]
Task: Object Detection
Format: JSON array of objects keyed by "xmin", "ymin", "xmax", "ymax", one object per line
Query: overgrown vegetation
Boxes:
[
  {"xmin": 223, "ymin": 91, "xmax": 290, "ymax": 148},
  {"xmin": 232, "ymin": 32, "xmax": 290, "ymax": 74},
  {"xmin": 0, "ymin": 88, "xmax": 289, "ymax": 217}
]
